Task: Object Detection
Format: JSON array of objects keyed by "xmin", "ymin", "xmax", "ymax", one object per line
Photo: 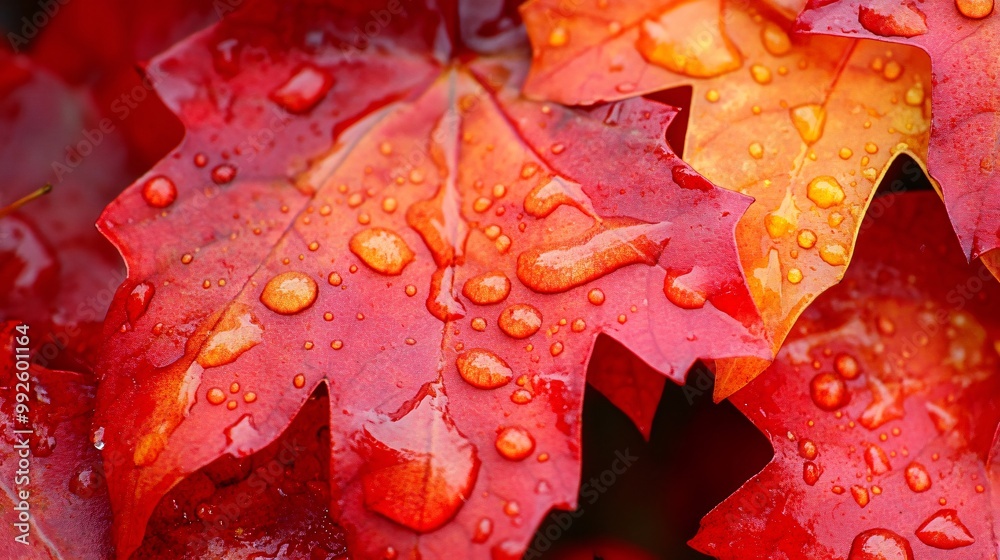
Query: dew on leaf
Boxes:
[
  {"xmin": 456, "ymin": 349, "xmax": 514, "ymax": 389},
  {"xmin": 803, "ymin": 461, "xmax": 821, "ymax": 485},
  {"xmin": 956, "ymin": 0, "xmax": 994, "ymax": 19},
  {"xmin": 904, "ymin": 462, "xmax": 931, "ymax": 492},
  {"xmin": 864, "ymin": 444, "xmax": 891, "ymax": 475},
  {"xmin": 427, "ymin": 267, "xmax": 466, "ymax": 321},
  {"xmin": 126, "ymin": 282, "xmax": 155, "ymax": 323},
  {"xmin": 197, "ymin": 304, "xmax": 264, "ymax": 368},
  {"xmin": 260, "ymin": 271, "xmax": 318, "ymax": 315},
  {"xmin": 269, "ymin": 64, "xmax": 334, "ymax": 114},
  {"xmin": 761, "ymin": 22, "xmax": 791, "ymax": 56},
  {"xmin": 462, "ymin": 270, "xmax": 511, "ymax": 305},
  {"xmin": 806, "ymin": 176, "xmax": 845, "ymax": 208},
  {"xmin": 498, "ymin": 304, "xmax": 543, "ymax": 339},
  {"xmin": 848, "ymin": 529, "xmax": 913, "ymax": 560},
  {"xmin": 834, "ymin": 353, "xmax": 860, "ymax": 379},
  {"xmin": 915, "ymin": 509, "xmax": 975, "ymax": 549},
  {"xmin": 472, "ymin": 517, "xmax": 493, "ymax": 543},
  {"xmin": 790, "ymin": 104, "xmax": 826, "ymax": 145},
  {"xmin": 141, "ymin": 176, "xmax": 177, "ymax": 208},
  {"xmin": 635, "ymin": 1, "xmax": 741, "ymax": 78},
  {"xmin": 206, "ymin": 387, "xmax": 226, "ymax": 405},
  {"xmin": 809, "ymin": 372, "xmax": 849, "ymax": 411},
  {"xmin": 495, "ymin": 426, "xmax": 535, "ymax": 461},
  {"xmin": 349, "ymin": 228, "xmax": 415, "ymax": 276},
  {"xmin": 663, "ymin": 268, "xmax": 708, "ymax": 309},
  {"xmin": 588, "ymin": 288, "xmax": 605, "ymax": 305},
  {"xmin": 857, "ymin": 3, "xmax": 928, "ymax": 37},
  {"xmin": 523, "ymin": 177, "xmax": 593, "ymax": 219},
  {"xmin": 293, "ymin": 373, "xmax": 306, "ymax": 389},
  {"xmin": 850, "ymin": 485, "xmax": 870, "ymax": 507},
  {"xmin": 211, "ymin": 164, "xmax": 237, "ymax": 185}
]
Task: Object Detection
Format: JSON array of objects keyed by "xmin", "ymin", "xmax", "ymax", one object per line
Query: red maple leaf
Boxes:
[
  {"xmin": 0, "ymin": 322, "xmax": 113, "ymax": 559},
  {"xmin": 93, "ymin": 1, "xmax": 769, "ymax": 558},
  {"xmin": 797, "ymin": 0, "xmax": 1000, "ymax": 262},
  {"xmin": 691, "ymin": 191, "xmax": 1000, "ymax": 559}
]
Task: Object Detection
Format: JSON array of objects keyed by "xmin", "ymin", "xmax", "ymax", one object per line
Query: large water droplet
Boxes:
[
  {"xmin": 427, "ymin": 267, "xmax": 466, "ymax": 321},
  {"xmin": 662, "ymin": 268, "xmax": 707, "ymax": 309},
  {"xmin": 904, "ymin": 462, "xmax": 931, "ymax": 492},
  {"xmin": 126, "ymin": 282, "xmax": 155, "ymax": 323},
  {"xmin": 864, "ymin": 444, "xmax": 891, "ymax": 475},
  {"xmin": 142, "ymin": 176, "xmax": 177, "ymax": 208},
  {"xmin": 636, "ymin": 1, "xmax": 742, "ymax": 78},
  {"xmin": 517, "ymin": 218, "xmax": 667, "ymax": 294},
  {"xmin": 790, "ymin": 104, "xmax": 826, "ymax": 145},
  {"xmin": 269, "ymin": 64, "xmax": 334, "ymax": 114},
  {"xmin": 498, "ymin": 304, "xmax": 543, "ymax": 339},
  {"xmin": 260, "ymin": 271, "xmax": 318, "ymax": 315},
  {"xmin": 915, "ymin": 509, "xmax": 975, "ymax": 549},
  {"xmin": 197, "ymin": 303, "xmax": 264, "ymax": 368},
  {"xmin": 359, "ymin": 383, "xmax": 480, "ymax": 533},
  {"xmin": 462, "ymin": 271, "xmax": 511, "ymax": 305},
  {"xmin": 350, "ymin": 228, "xmax": 415, "ymax": 276},
  {"xmin": 806, "ymin": 176, "xmax": 845, "ymax": 208},
  {"xmin": 523, "ymin": 177, "xmax": 594, "ymax": 219},
  {"xmin": 810, "ymin": 372, "xmax": 848, "ymax": 411},
  {"xmin": 760, "ymin": 22, "xmax": 791, "ymax": 55},
  {"xmin": 495, "ymin": 426, "xmax": 535, "ymax": 461},
  {"xmin": 848, "ymin": 529, "xmax": 913, "ymax": 560},
  {"xmin": 858, "ymin": 3, "xmax": 928, "ymax": 37},
  {"xmin": 956, "ymin": 0, "xmax": 994, "ymax": 19},
  {"xmin": 456, "ymin": 349, "xmax": 514, "ymax": 389}
]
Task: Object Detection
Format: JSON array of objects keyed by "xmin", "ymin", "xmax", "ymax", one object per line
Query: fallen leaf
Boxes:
[
  {"xmin": 797, "ymin": 0, "xmax": 1000, "ymax": 264},
  {"xmin": 93, "ymin": 2, "xmax": 769, "ymax": 559},
  {"xmin": 691, "ymin": 191, "xmax": 1000, "ymax": 559},
  {"xmin": 0, "ymin": 322, "xmax": 113, "ymax": 559},
  {"xmin": 520, "ymin": 0, "xmax": 934, "ymax": 399}
]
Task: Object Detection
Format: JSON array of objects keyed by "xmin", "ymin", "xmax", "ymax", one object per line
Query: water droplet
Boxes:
[
  {"xmin": 293, "ymin": 374, "xmax": 306, "ymax": 388},
  {"xmin": 194, "ymin": 153, "xmax": 208, "ymax": 167},
  {"xmin": 360, "ymin": 383, "xmax": 480, "ymax": 533},
  {"xmin": 820, "ymin": 243, "xmax": 848, "ymax": 266},
  {"xmin": 864, "ymin": 444, "xmax": 891, "ymax": 475},
  {"xmin": 705, "ymin": 89, "xmax": 720, "ymax": 102},
  {"xmin": 810, "ymin": 372, "xmax": 849, "ymax": 411},
  {"xmin": 523, "ymin": 177, "xmax": 594, "ymax": 219},
  {"xmin": 462, "ymin": 271, "xmax": 511, "ymax": 305},
  {"xmin": 588, "ymin": 288, "xmax": 606, "ymax": 305},
  {"xmin": 787, "ymin": 268, "xmax": 803, "ymax": 284},
  {"xmin": 456, "ymin": 349, "xmax": 514, "ymax": 389},
  {"xmin": 427, "ymin": 267, "xmax": 466, "ymax": 321},
  {"xmin": 211, "ymin": 164, "xmax": 237, "ymax": 185},
  {"xmin": 349, "ymin": 228, "xmax": 415, "ymax": 276},
  {"xmin": 511, "ymin": 389, "xmax": 532, "ymax": 404},
  {"xmin": 517, "ymin": 218, "xmax": 667, "ymax": 294},
  {"xmin": 548, "ymin": 26, "xmax": 569, "ymax": 47},
  {"xmin": 834, "ymin": 353, "xmax": 861, "ymax": 379},
  {"xmin": 761, "ymin": 22, "xmax": 791, "ymax": 55},
  {"xmin": 662, "ymin": 268, "xmax": 707, "ymax": 309},
  {"xmin": 269, "ymin": 64, "xmax": 334, "ymax": 114},
  {"xmin": 748, "ymin": 142, "xmax": 764, "ymax": 159},
  {"xmin": 916, "ymin": 509, "xmax": 975, "ymax": 549},
  {"xmin": 495, "ymin": 426, "xmax": 535, "ymax": 461},
  {"xmin": 851, "ymin": 485, "xmax": 870, "ymax": 507},
  {"xmin": 904, "ymin": 82, "xmax": 925, "ymax": 106},
  {"xmin": 69, "ymin": 468, "xmax": 103, "ymax": 498},
  {"xmin": 197, "ymin": 303, "xmax": 264, "ymax": 368},
  {"xmin": 848, "ymin": 529, "xmax": 913, "ymax": 560},
  {"xmin": 636, "ymin": 1, "xmax": 742, "ymax": 78},
  {"xmin": 797, "ymin": 229, "xmax": 817, "ymax": 249},
  {"xmin": 126, "ymin": 282, "xmax": 155, "ymax": 323},
  {"xmin": 790, "ymin": 104, "xmax": 827, "ymax": 145},
  {"xmin": 491, "ymin": 540, "xmax": 523, "ymax": 560},
  {"xmin": 803, "ymin": 461, "xmax": 821, "ymax": 485},
  {"xmin": 806, "ymin": 176, "xmax": 845, "ymax": 208},
  {"xmin": 956, "ymin": 0, "xmax": 994, "ymax": 19},
  {"xmin": 858, "ymin": 4, "xmax": 927, "ymax": 37},
  {"xmin": 750, "ymin": 64, "xmax": 772, "ymax": 84},
  {"xmin": 206, "ymin": 387, "xmax": 226, "ymax": 405},
  {"xmin": 133, "ymin": 432, "xmax": 167, "ymax": 466},
  {"xmin": 799, "ymin": 439, "xmax": 818, "ymax": 460},
  {"xmin": 498, "ymin": 304, "xmax": 543, "ymax": 339},
  {"xmin": 473, "ymin": 517, "xmax": 493, "ymax": 543},
  {"xmin": 141, "ymin": 176, "xmax": 177, "ymax": 208},
  {"xmin": 904, "ymin": 462, "xmax": 931, "ymax": 492},
  {"xmin": 550, "ymin": 341, "xmax": 564, "ymax": 356},
  {"xmin": 259, "ymin": 271, "xmax": 318, "ymax": 315}
]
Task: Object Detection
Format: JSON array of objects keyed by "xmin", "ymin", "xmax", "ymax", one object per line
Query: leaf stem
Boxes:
[{"xmin": 0, "ymin": 184, "xmax": 53, "ymax": 219}]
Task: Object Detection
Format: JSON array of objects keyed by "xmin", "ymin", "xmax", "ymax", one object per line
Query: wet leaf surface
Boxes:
[
  {"xmin": 94, "ymin": 1, "xmax": 769, "ymax": 558},
  {"xmin": 691, "ymin": 191, "xmax": 1000, "ymax": 559}
]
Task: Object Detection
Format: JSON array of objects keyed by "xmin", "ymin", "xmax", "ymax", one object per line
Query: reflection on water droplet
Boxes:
[
  {"xmin": 69, "ymin": 467, "xmax": 103, "ymax": 498},
  {"xmin": 904, "ymin": 462, "xmax": 931, "ymax": 492},
  {"xmin": 260, "ymin": 271, "xmax": 318, "ymax": 315},
  {"xmin": 790, "ymin": 104, "xmax": 826, "ymax": 145},
  {"xmin": 498, "ymin": 304, "xmax": 543, "ymax": 339},
  {"xmin": 456, "ymin": 349, "xmax": 514, "ymax": 389},
  {"xmin": 517, "ymin": 218, "xmax": 667, "ymax": 294},
  {"xmin": 915, "ymin": 509, "xmax": 975, "ymax": 549},
  {"xmin": 810, "ymin": 372, "xmax": 848, "ymax": 411},
  {"xmin": 849, "ymin": 529, "xmax": 913, "ymax": 560},
  {"xmin": 197, "ymin": 303, "xmax": 264, "ymax": 368},
  {"xmin": 473, "ymin": 517, "xmax": 493, "ymax": 543},
  {"xmin": 663, "ymin": 268, "xmax": 707, "ymax": 309},
  {"xmin": 211, "ymin": 164, "xmax": 237, "ymax": 185},
  {"xmin": 523, "ymin": 177, "xmax": 594, "ymax": 219},
  {"xmin": 463, "ymin": 271, "xmax": 511, "ymax": 305},
  {"xmin": 858, "ymin": 3, "xmax": 928, "ymax": 37},
  {"xmin": 851, "ymin": 485, "xmax": 869, "ymax": 507},
  {"xmin": 803, "ymin": 461, "xmax": 821, "ymax": 485},
  {"xmin": 350, "ymin": 228, "xmax": 415, "ymax": 276},
  {"xmin": 206, "ymin": 387, "xmax": 226, "ymax": 405},
  {"xmin": 864, "ymin": 444, "xmax": 891, "ymax": 475},
  {"xmin": 750, "ymin": 64, "xmax": 772, "ymax": 84},
  {"xmin": 360, "ymin": 384, "xmax": 480, "ymax": 533},
  {"xmin": 956, "ymin": 0, "xmax": 994, "ymax": 19},
  {"xmin": 495, "ymin": 426, "xmax": 535, "ymax": 461},
  {"xmin": 636, "ymin": 1, "xmax": 742, "ymax": 78},
  {"xmin": 427, "ymin": 267, "xmax": 466, "ymax": 321},
  {"xmin": 293, "ymin": 373, "xmax": 306, "ymax": 389},
  {"xmin": 799, "ymin": 439, "xmax": 818, "ymax": 460},
  {"xmin": 834, "ymin": 353, "xmax": 860, "ymax": 379},
  {"xmin": 142, "ymin": 176, "xmax": 177, "ymax": 208},
  {"xmin": 761, "ymin": 22, "xmax": 791, "ymax": 56},
  {"xmin": 127, "ymin": 282, "xmax": 155, "ymax": 323},
  {"xmin": 269, "ymin": 64, "xmax": 334, "ymax": 114},
  {"xmin": 806, "ymin": 176, "xmax": 845, "ymax": 208}
]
